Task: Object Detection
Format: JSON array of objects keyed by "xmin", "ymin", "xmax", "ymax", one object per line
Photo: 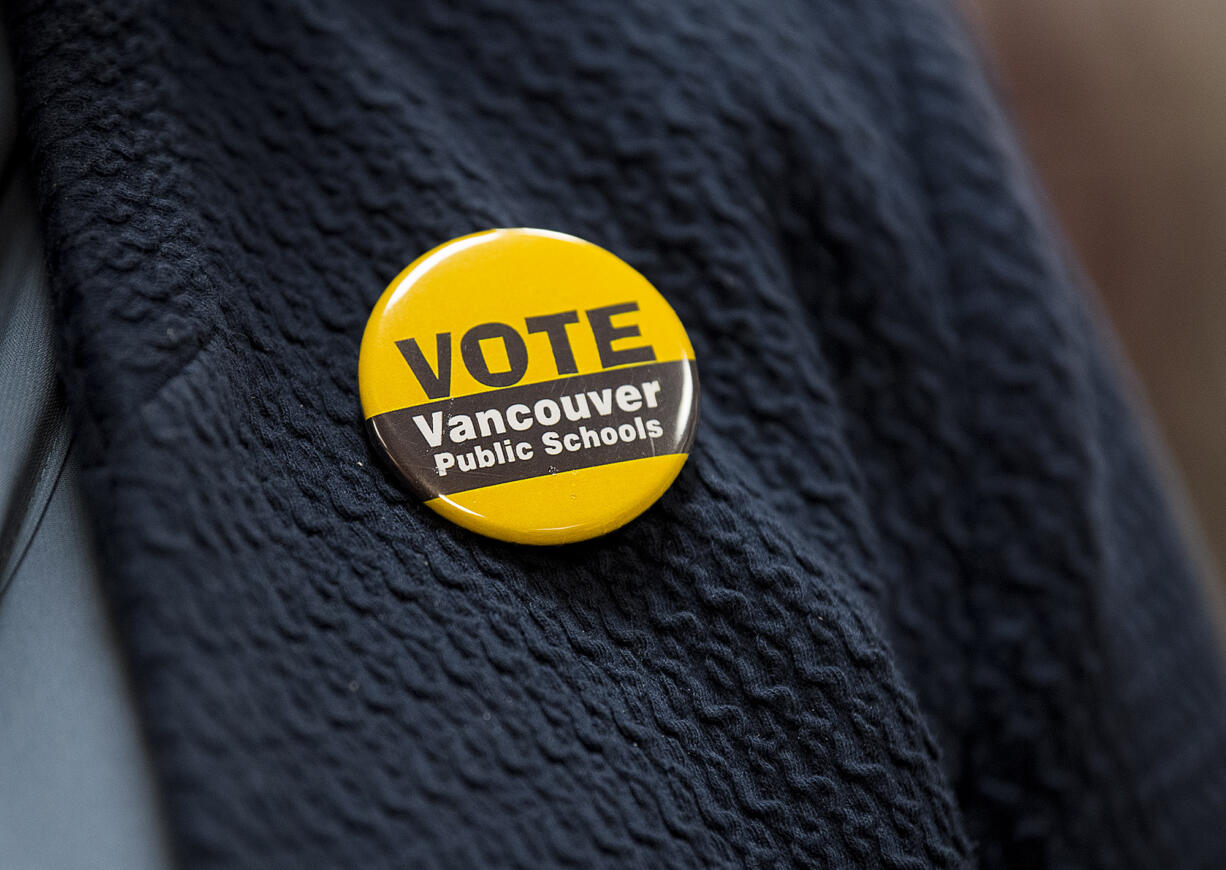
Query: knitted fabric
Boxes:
[{"xmin": 9, "ymin": 0, "xmax": 1226, "ymax": 866}]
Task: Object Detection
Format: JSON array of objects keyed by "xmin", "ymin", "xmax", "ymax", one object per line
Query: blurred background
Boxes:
[{"xmin": 962, "ymin": 0, "xmax": 1226, "ymax": 585}]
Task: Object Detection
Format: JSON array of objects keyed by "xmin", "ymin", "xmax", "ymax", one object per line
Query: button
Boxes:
[{"xmin": 359, "ymin": 228, "xmax": 700, "ymax": 545}]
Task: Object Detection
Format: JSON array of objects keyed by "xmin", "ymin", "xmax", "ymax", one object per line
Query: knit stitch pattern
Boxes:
[{"xmin": 9, "ymin": 0, "xmax": 1226, "ymax": 867}]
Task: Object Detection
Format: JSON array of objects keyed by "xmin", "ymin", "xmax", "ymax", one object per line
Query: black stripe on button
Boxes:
[{"xmin": 367, "ymin": 359, "xmax": 698, "ymax": 499}]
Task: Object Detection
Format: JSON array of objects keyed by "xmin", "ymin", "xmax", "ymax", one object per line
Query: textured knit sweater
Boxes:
[{"xmin": 9, "ymin": 1, "xmax": 1226, "ymax": 867}]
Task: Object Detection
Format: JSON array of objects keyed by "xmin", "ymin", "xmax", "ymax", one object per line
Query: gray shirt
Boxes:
[{"xmin": 0, "ymin": 13, "xmax": 172, "ymax": 867}]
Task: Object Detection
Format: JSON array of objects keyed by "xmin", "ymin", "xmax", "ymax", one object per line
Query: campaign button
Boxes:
[{"xmin": 359, "ymin": 228, "xmax": 699, "ymax": 545}]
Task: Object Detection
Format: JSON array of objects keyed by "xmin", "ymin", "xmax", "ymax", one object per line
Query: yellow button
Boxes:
[{"xmin": 359, "ymin": 228, "xmax": 700, "ymax": 545}]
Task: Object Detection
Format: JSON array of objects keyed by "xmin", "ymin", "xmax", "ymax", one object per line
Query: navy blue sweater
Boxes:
[{"xmin": 10, "ymin": 0, "xmax": 1226, "ymax": 866}]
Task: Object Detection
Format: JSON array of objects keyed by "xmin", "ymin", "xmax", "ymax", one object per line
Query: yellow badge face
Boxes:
[{"xmin": 359, "ymin": 228, "xmax": 699, "ymax": 545}]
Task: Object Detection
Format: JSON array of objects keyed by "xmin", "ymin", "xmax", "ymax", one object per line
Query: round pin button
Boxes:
[{"xmin": 359, "ymin": 228, "xmax": 699, "ymax": 545}]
